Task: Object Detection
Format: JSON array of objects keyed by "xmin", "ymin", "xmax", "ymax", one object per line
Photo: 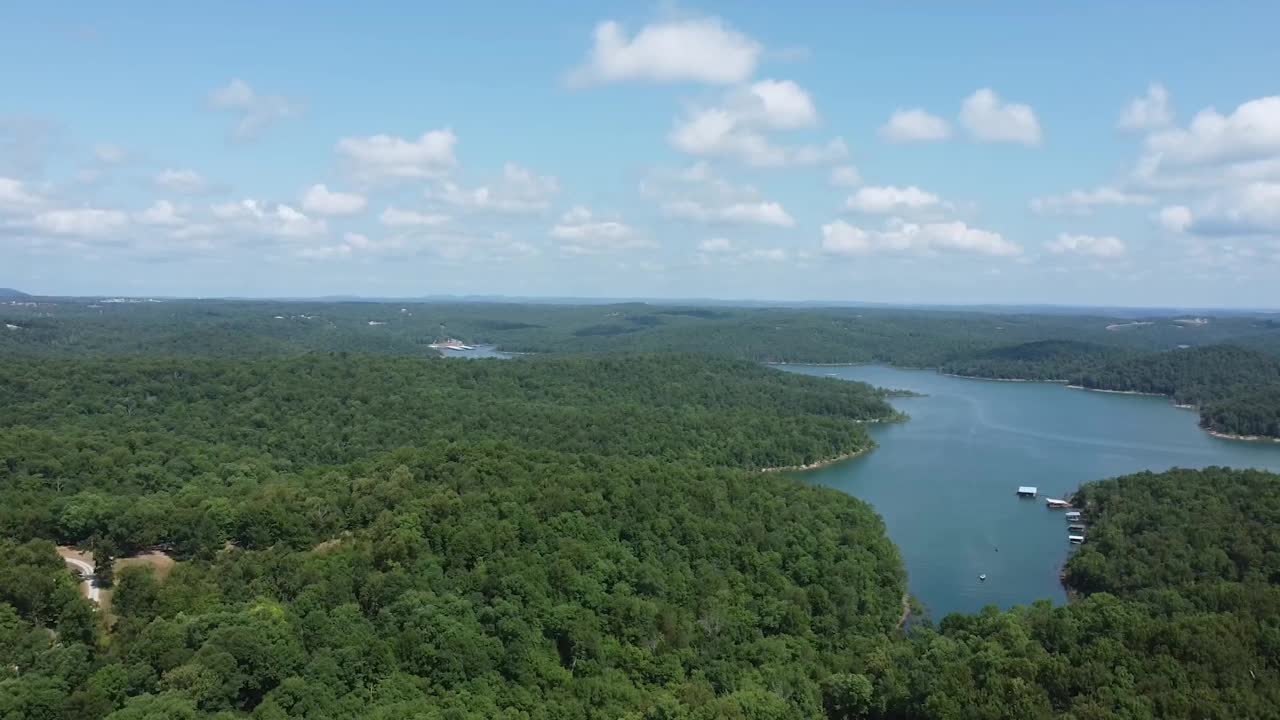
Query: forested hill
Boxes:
[
  {"xmin": 939, "ymin": 341, "xmax": 1280, "ymax": 439},
  {"xmin": 1074, "ymin": 345, "xmax": 1280, "ymax": 438},
  {"xmin": 873, "ymin": 468, "xmax": 1280, "ymax": 718},
  {"xmin": 0, "ymin": 353, "xmax": 912, "ymax": 719},
  {"xmin": 0, "ymin": 288, "xmax": 29, "ymax": 298},
  {"xmin": 0, "ymin": 354, "xmax": 896, "ymax": 482},
  {"xmin": 938, "ymin": 339, "xmax": 1124, "ymax": 381}
]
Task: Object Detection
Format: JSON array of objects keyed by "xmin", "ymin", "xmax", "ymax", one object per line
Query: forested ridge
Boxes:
[
  {"xmin": 1, "ymin": 354, "xmax": 913, "ymax": 719},
  {"xmin": 941, "ymin": 342, "xmax": 1280, "ymax": 439}
]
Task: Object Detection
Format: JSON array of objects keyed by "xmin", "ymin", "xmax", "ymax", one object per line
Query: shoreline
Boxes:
[
  {"xmin": 760, "ymin": 445, "xmax": 872, "ymax": 473},
  {"xmin": 1065, "ymin": 385, "xmax": 1165, "ymax": 397},
  {"xmin": 942, "ymin": 373, "xmax": 1069, "ymax": 384},
  {"xmin": 1206, "ymin": 429, "xmax": 1280, "ymax": 444}
]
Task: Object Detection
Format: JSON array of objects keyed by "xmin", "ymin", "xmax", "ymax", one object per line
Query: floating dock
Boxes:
[
  {"xmin": 1045, "ymin": 498, "xmax": 1072, "ymax": 509},
  {"xmin": 1016, "ymin": 486, "xmax": 1038, "ymax": 498}
]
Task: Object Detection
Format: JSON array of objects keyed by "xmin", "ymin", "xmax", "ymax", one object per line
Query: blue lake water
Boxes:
[{"xmin": 781, "ymin": 364, "xmax": 1280, "ymax": 620}]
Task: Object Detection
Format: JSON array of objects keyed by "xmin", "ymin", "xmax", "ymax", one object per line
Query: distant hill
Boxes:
[{"xmin": 0, "ymin": 288, "xmax": 31, "ymax": 299}]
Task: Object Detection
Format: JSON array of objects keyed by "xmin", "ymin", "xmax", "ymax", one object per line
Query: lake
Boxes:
[{"xmin": 781, "ymin": 364, "xmax": 1280, "ymax": 620}]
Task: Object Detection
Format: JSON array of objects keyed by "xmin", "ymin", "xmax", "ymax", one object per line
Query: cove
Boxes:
[{"xmin": 781, "ymin": 364, "xmax": 1280, "ymax": 620}]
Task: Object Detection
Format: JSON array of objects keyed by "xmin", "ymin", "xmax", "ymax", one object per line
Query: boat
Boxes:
[
  {"xmin": 1068, "ymin": 535, "xmax": 1085, "ymax": 545},
  {"xmin": 979, "ymin": 574, "xmax": 987, "ymax": 582},
  {"xmin": 1045, "ymin": 498, "xmax": 1072, "ymax": 509}
]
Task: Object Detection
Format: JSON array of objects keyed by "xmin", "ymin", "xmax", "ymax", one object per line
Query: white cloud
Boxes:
[
  {"xmin": 822, "ymin": 218, "xmax": 1021, "ymax": 257},
  {"xmin": 959, "ymin": 88, "xmax": 1042, "ymax": 145},
  {"xmin": 135, "ymin": 200, "xmax": 185, "ymax": 226},
  {"xmin": 699, "ymin": 237, "xmax": 734, "ymax": 253},
  {"xmin": 880, "ymin": 109, "xmax": 951, "ymax": 143},
  {"xmin": 1046, "ymin": 233, "xmax": 1127, "ymax": 258},
  {"xmin": 665, "ymin": 199, "xmax": 795, "ymax": 227},
  {"xmin": 301, "ymin": 184, "xmax": 367, "ymax": 216},
  {"xmin": 155, "ymin": 169, "xmax": 208, "ymax": 194},
  {"xmin": 93, "ymin": 143, "xmax": 127, "ymax": 164},
  {"xmin": 668, "ymin": 78, "xmax": 845, "ymax": 167},
  {"xmin": 1143, "ymin": 96, "xmax": 1280, "ymax": 167},
  {"xmin": 379, "ymin": 207, "xmax": 450, "ymax": 227},
  {"xmin": 551, "ymin": 206, "xmax": 649, "ymax": 254},
  {"xmin": 428, "ymin": 163, "xmax": 559, "ymax": 213},
  {"xmin": 846, "ymin": 185, "xmax": 946, "ymax": 214},
  {"xmin": 645, "ymin": 163, "xmax": 793, "ymax": 227},
  {"xmin": 670, "ymin": 108, "xmax": 847, "ymax": 166},
  {"xmin": 1030, "ymin": 186, "xmax": 1155, "ymax": 215},
  {"xmin": 1156, "ymin": 205, "xmax": 1193, "ymax": 233},
  {"xmin": 1118, "ymin": 83, "xmax": 1173, "ymax": 131},
  {"xmin": 0, "ymin": 177, "xmax": 41, "ymax": 211},
  {"xmin": 32, "ymin": 208, "xmax": 128, "ymax": 237},
  {"xmin": 1188, "ymin": 182, "xmax": 1280, "ymax": 235},
  {"xmin": 211, "ymin": 199, "xmax": 326, "ymax": 239},
  {"xmin": 337, "ymin": 129, "xmax": 457, "ymax": 181},
  {"xmin": 733, "ymin": 80, "xmax": 818, "ymax": 129},
  {"xmin": 207, "ymin": 79, "xmax": 302, "ymax": 141},
  {"xmin": 830, "ymin": 166, "xmax": 862, "ymax": 187},
  {"xmin": 567, "ymin": 17, "xmax": 760, "ymax": 86}
]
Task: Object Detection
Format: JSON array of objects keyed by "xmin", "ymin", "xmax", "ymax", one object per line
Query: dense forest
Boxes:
[
  {"xmin": 4, "ymin": 301, "xmax": 1280, "ymax": 717},
  {"xmin": 6, "ymin": 298, "xmax": 1280, "ymax": 364}
]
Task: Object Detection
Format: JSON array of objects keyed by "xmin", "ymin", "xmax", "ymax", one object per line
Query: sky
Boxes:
[{"xmin": 3, "ymin": 2, "xmax": 1280, "ymax": 307}]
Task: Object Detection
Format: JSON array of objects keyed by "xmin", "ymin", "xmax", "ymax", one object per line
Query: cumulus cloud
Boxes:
[
  {"xmin": 337, "ymin": 129, "xmax": 457, "ymax": 181},
  {"xmin": 1030, "ymin": 186, "xmax": 1155, "ymax": 215},
  {"xmin": 846, "ymin": 185, "xmax": 946, "ymax": 214},
  {"xmin": 1046, "ymin": 233, "xmax": 1127, "ymax": 258},
  {"xmin": 644, "ymin": 163, "xmax": 794, "ymax": 227},
  {"xmin": 1118, "ymin": 83, "xmax": 1173, "ymax": 131},
  {"xmin": 1143, "ymin": 96, "xmax": 1280, "ymax": 168},
  {"xmin": 960, "ymin": 88, "xmax": 1042, "ymax": 145},
  {"xmin": 428, "ymin": 163, "xmax": 559, "ymax": 213},
  {"xmin": 207, "ymin": 79, "xmax": 302, "ymax": 141},
  {"xmin": 880, "ymin": 109, "xmax": 951, "ymax": 143},
  {"xmin": 301, "ymin": 184, "xmax": 367, "ymax": 216},
  {"xmin": 730, "ymin": 80, "xmax": 819, "ymax": 129},
  {"xmin": 154, "ymin": 169, "xmax": 208, "ymax": 194},
  {"xmin": 211, "ymin": 199, "xmax": 326, "ymax": 239},
  {"xmin": 830, "ymin": 166, "xmax": 862, "ymax": 187},
  {"xmin": 32, "ymin": 208, "xmax": 128, "ymax": 237},
  {"xmin": 567, "ymin": 17, "xmax": 760, "ymax": 86},
  {"xmin": 1185, "ymin": 182, "xmax": 1280, "ymax": 235},
  {"xmin": 0, "ymin": 177, "xmax": 41, "ymax": 211},
  {"xmin": 668, "ymin": 78, "xmax": 845, "ymax": 167},
  {"xmin": 551, "ymin": 206, "xmax": 650, "ymax": 254},
  {"xmin": 821, "ymin": 218, "xmax": 1021, "ymax": 257},
  {"xmin": 379, "ymin": 207, "xmax": 450, "ymax": 227},
  {"xmin": 664, "ymin": 199, "xmax": 795, "ymax": 227},
  {"xmin": 670, "ymin": 108, "xmax": 847, "ymax": 167}
]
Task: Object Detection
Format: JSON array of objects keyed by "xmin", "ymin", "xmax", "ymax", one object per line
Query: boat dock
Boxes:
[{"xmin": 1016, "ymin": 486, "xmax": 1038, "ymax": 498}]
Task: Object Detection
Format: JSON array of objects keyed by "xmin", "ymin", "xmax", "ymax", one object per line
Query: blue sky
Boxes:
[{"xmin": 3, "ymin": 3, "xmax": 1280, "ymax": 306}]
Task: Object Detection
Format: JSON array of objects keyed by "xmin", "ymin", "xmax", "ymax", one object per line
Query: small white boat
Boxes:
[{"xmin": 978, "ymin": 573, "xmax": 987, "ymax": 582}]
